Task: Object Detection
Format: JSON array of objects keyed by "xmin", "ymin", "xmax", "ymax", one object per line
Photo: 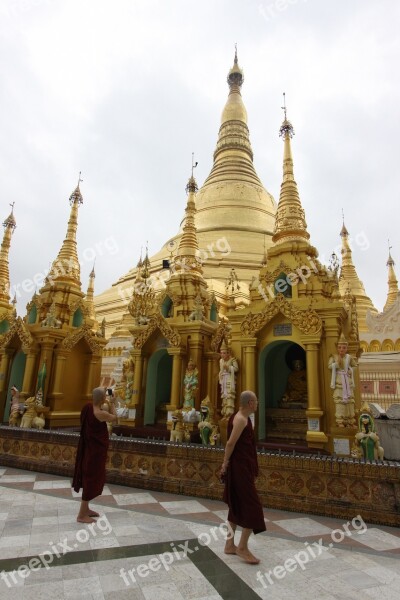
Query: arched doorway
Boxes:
[
  {"xmin": 3, "ymin": 350, "xmax": 26, "ymax": 423},
  {"xmin": 144, "ymin": 349, "xmax": 172, "ymax": 425},
  {"xmin": 258, "ymin": 341, "xmax": 307, "ymax": 442}
]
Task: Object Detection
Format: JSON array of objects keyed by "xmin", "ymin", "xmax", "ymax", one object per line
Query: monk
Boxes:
[
  {"xmin": 220, "ymin": 390, "xmax": 266, "ymax": 565},
  {"xmin": 72, "ymin": 387, "xmax": 118, "ymax": 523}
]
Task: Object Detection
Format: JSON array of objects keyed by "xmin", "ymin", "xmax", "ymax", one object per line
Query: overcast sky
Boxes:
[{"xmin": 1, "ymin": 0, "xmax": 399, "ymax": 315}]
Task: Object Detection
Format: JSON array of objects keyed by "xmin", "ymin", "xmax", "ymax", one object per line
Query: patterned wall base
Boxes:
[{"xmin": 1, "ymin": 426, "xmax": 399, "ymax": 526}]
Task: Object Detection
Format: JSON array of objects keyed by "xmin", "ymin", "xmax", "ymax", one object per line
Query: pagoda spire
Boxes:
[
  {"xmin": 383, "ymin": 246, "xmax": 399, "ymax": 311},
  {"xmin": 174, "ymin": 174, "xmax": 202, "ymax": 275},
  {"xmin": 202, "ymin": 49, "xmax": 263, "ymax": 188},
  {"xmin": 0, "ymin": 203, "xmax": 16, "ymax": 309},
  {"xmin": 85, "ymin": 262, "xmax": 96, "ymax": 319},
  {"xmin": 46, "ymin": 176, "xmax": 83, "ymax": 289},
  {"xmin": 338, "ymin": 219, "xmax": 377, "ymax": 330},
  {"xmin": 272, "ymin": 98, "xmax": 310, "ymax": 245}
]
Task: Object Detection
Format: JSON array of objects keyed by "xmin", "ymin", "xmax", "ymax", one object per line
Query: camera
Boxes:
[{"xmin": 107, "ymin": 388, "xmax": 113, "ymax": 396}]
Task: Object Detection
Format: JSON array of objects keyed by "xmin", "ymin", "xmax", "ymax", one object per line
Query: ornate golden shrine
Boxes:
[{"xmin": 0, "ymin": 183, "xmax": 106, "ymax": 427}]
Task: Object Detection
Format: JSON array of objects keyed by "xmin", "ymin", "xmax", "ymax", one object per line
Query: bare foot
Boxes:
[
  {"xmin": 88, "ymin": 511, "xmax": 99, "ymax": 517},
  {"xmin": 224, "ymin": 542, "xmax": 237, "ymax": 555},
  {"xmin": 236, "ymin": 548, "xmax": 260, "ymax": 565},
  {"xmin": 77, "ymin": 515, "xmax": 96, "ymax": 523}
]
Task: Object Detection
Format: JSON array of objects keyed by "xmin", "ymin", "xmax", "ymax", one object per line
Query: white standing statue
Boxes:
[{"xmin": 219, "ymin": 341, "xmax": 239, "ymax": 418}]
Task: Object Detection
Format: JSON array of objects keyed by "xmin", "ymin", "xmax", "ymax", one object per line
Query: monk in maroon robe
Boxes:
[
  {"xmin": 72, "ymin": 387, "xmax": 117, "ymax": 523},
  {"xmin": 220, "ymin": 390, "xmax": 266, "ymax": 564}
]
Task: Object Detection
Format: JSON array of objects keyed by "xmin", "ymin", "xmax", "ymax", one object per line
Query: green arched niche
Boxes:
[
  {"xmin": 161, "ymin": 296, "xmax": 173, "ymax": 318},
  {"xmin": 144, "ymin": 349, "xmax": 173, "ymax": 425},
  {"xmin": 28, "ymin": 305, "xmax": 37, "ymax": 324},
  {"xmin": 0, "ymin": 319, "xmax": 10, "ymax": 334},
  {"xmin": 72, "ymin": 308, "xmax": 83, "ymax": 327},
  {"xmin": 258, "ymin": 340, "xmax": 305, "ymax": 439}
]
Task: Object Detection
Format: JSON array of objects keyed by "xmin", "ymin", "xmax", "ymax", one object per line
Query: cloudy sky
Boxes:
[{"xmin": 1, "ymin": 0, "xmax": 399, "ymax": 315}]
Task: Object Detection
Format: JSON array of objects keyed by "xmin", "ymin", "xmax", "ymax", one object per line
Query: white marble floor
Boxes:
[{"xmin": 0, "ymin": 467, "xmax": 399, "ymax": 599}]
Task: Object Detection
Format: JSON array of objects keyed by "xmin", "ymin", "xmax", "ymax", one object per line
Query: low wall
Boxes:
[{"xmin": 0, "ymin": 426, "xmax": 399, "ymax": 527}]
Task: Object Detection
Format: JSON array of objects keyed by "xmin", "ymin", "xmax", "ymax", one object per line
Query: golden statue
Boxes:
[
  {"xmin": 328, "ymin": 334, "xmax": 357, "ymax": 428},
  {"xmin": 9, "ymin": 386, "xmax": 21, "ymax": 426},
  {"xmin": 280, "ymin": 359, "xmax": 308, "ymax": 407},
  {"xmin": 170, "ymin": 409, "xmax": 185, "ymax": 442},
  {"xmin": 121, "ymin": 356, "xmax": 135, "ymax": 404},
  {"xmin": 182, "ymin": 359, "xmax": 198, "ymax": 410},
  {"xmin": 219, "ymin": 341, "xmax": 239, "ymax": 418},
  {"xmin": 20, "ymin": 397, "xmax": 37, "ymax": 428}
]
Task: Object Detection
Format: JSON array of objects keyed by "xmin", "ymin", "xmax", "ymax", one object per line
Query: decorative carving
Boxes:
[
  {"xmin": 0, "ymin": 316, "xmax": 34, "ymax": 351},
  {"xmin": 62, "ymin": 324, "xmax": 103, "ymax": 353},
  {"xmin": 128, "ymin": 281, "xmax": 158, "ymax": 326},
  {"xmin": 241, "ymin": 294, "xmax": 322, "ymax": 336},
  {"xmin": 188, "ymin": 294, "xmax": 205, "ymax": 321},
  {"xmin": 210, "ymin": 320, "xmax": 232, "ymax": 352},
  {"xmin": 133, "ymin": 315, "xmax": 181, "ymax": 349},
  {"xmin": 41, "ymin": 302, "xmax": 61, "ymax": 328}
]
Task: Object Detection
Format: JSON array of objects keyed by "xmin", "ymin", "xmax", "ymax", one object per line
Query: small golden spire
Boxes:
[
  {"xmin": 0, "ymin": 203, "xmax": 17, "ymax": 309},
  {"xmin": 85, "ymin": 262, "xmax": 96, "ymax": 320},
  {"xmin": 46, "ymin": 180, "xmax": 83, "ymax": 289},
  {"xmin": 384, "ymin": 241, "xmax": 399, "ymax": 311},
  {"xmin": 273, "ymin": 100, "xmax": 309, "ymax": 245},
  {"xmin": 174, "ymin": 172, "xmax": 202, "ymax": 275},
  {"xmin": 338, "ymin": 220, "xmax": 377, "ymax": 330}
]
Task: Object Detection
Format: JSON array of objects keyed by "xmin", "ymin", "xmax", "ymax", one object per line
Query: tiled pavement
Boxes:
[{"xmin": 0, "ymin": 466, "xmax": 399, "ymax": 599}]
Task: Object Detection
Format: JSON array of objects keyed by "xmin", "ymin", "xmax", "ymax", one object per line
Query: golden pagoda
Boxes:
[
  {"xmin": 95, "ymin": 51, "xmax": 276, "ymax": 336},
  {"xmin": 0, "ymin": 180, "xmax": 107, "ymax": 426}
]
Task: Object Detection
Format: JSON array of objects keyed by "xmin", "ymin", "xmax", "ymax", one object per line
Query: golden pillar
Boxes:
[
  {"xmin": 21, "ymin": 349, "xmax": 39, "ymax": 399},
  {"xmin": 166, "ymin": 348, "xmax": 184, "ymax": 412},
  {"xmin": 204, "ymin": 351, "xmax": 219, "ymax": 408},
  {"xmin": 0, "ymin": 348, "xmax": 13, "ymax": 420},
  {"xmin": 123, "ymin": 350, "xmax": 143, "ymax": 425},
  {"xmin": 85, "ymin": 357, "xmax": 101, "ymax": 399},
  {"xmin": 304, "ymin": 340, "xmax": 328, "ymax": 448},
  {"xmin": 48, "ymin": 350, "xmax": 69, "ymax": 411},
  {"xmin": 243, "ymin": 338, "xmax": 257, "ymax": 393}
]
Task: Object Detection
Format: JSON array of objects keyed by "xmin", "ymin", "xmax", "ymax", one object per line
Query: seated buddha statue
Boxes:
[{"xmin": 280, "ymin": 359, "xmax": 308, "ymax": 407}]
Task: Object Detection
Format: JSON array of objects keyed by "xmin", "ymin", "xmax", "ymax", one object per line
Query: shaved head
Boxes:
[
  {"xmin": 240, "ymin": 390, "xmax": 257, "ymax": 407},
  {"xmin": 93, "ymin": 387, "xmax": 106, "ymax": 406}
]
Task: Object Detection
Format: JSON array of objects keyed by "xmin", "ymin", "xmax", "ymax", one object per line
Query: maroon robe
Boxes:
[
  {"xmin": 223, "ymin": 413, "xmax": 266, "ymax": 534},
  {"xmin": 72, "ymin": 403, "xmax": 109, "ymax": 501}
]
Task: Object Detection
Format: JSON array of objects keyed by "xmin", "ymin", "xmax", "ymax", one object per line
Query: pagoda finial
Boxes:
[
  {"xmin": 187, "ymin": 154, "xmax": 199, "ymax": 194},
  {"xmin": 227, "ymin": 46, "xmax": 243, "ymax": 89},
  {"xmin": 281, "ymin": 92, "xmax": 287, "ymax": 121},
  {"xmin": 279, "ymin": 93, "xmax": 294, "ymax": 139}
]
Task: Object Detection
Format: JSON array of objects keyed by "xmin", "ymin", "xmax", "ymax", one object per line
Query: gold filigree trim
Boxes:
[
  {"xmin": 241, "ymin": 294, "xmax": 322, "ymax": 336},
  {"xmin": 133, "ymin": 315, "xmax": 181, "ymax": 349},
  {"xmin": 61, "ymin": 325, "xmax": 102, "ymax": 353},
  {"xmin": 0, "ymin": 316, "xmax": 34, "ymax": 351}
]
